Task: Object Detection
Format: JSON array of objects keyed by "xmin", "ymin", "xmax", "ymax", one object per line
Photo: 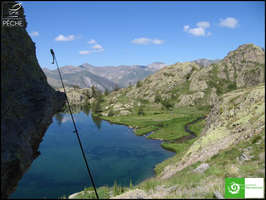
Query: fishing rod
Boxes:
[{"xmin": 50, "ymin": 49, "xmax": 99, "ymax": 199}]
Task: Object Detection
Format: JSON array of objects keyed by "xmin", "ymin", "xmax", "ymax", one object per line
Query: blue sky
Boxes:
[{"xmin": 21, "ymin": 1, "xmax": 265, "ymax": 69}]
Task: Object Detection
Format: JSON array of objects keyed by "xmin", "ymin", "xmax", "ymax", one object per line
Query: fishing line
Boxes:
[{"xmin": 50, "ymin": 49, "xmax": 99, "ymax": 199}]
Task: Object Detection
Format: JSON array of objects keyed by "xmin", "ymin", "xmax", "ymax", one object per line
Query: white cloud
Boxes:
[
  {"xmin": 80, "ymin": 40, "xmax": 104, "ymax": 55},
  {"xmin": 188, "ymin": 27, "xmax": 205, "ymax": 36},
  {"xmin": 152, "ymin": 39, "xmax": 164, "ymax": 45},
  {"xmin": 92, "ymin": 44, "xmax": 103, "ymax": 49},
  {"xmin": 219, "ymin": 17, "xmax": 238, "ymax": 28},
  {"xmin": 131, "ymin": 37, "xmax": 164, "ymax": 45},
  {"xmin": 91, "ymin": 42, "xmax": 104, "ymax": 52},
  {"xmin": 79, "ymin": 50, "xmax": 91, "ymax": 55},
  {"xmin": 92, "ymin": 44, "xmax": 104, "ymax": 52},
  {"xmin": 197, "ymin": 21, "xmax": 210, "ymax": 29},
  {"xmin": 30, "ymin": 31, "xmax": 39, "ymax": 36},
  {"xmin": 132, "ymin": 37, "xmax": 151, "ymax": 45},
  {"xmin": 184, "ymin": 21, "xmax": 211, "ymax": 37},
  {"xmin": 88, "ymin": 39, "xmax": 97, "ymax": 44},
  {"xmin": 55, "ymin": 34, "xmax": 75, "ymax": 41},
  {"xmin": 79, "ymin": 49, "xmax": 103, "ymax": 55},
  {"xmin": 184, "ymin": 25, "xmax": 190, "ymax": 31}
]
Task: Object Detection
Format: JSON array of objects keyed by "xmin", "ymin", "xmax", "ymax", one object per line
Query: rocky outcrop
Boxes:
[
  {"xmin": 57, "ymin": 87, "xmax": 93, "ymax": 105},
  {"xmin": 208, "ymin": 88, "xmax": 219, "ymax": 106},
  {"xmin": 189, "ymin": 67, "xmax": 211, "ymax": 92},
  {"xmin": 217, "ymin": 44, "xmax": 265, "ymax": 88},
  {"xmin": 189, "ymin": 67, "xmax": 212, "ymax": 92},
  {"xmin": 1, "ymin": 4, "xmax": 65, "ymax": 198},
  {"xmin": 177, "ymin": 92, "xmax": 205, "ymax": 106}
]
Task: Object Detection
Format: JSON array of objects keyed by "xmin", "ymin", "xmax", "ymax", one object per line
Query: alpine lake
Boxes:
[{"xmin": 11, "ymin": 105, "xmax": 174, "ymax": 199}]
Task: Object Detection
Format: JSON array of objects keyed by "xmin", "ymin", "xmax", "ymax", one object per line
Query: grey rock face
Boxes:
[
  {"xmin": 222, "ymin": 44, "xmax": 265, "ymax": 88},
  {"xmin": 1, "ymin": 5, "xmax": 65, "ymax": 198}
]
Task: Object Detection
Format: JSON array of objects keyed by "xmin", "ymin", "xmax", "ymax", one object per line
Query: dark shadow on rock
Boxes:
[{"xmin": 1, "ymin": 3, "xmax": 65, "ymax": 198}]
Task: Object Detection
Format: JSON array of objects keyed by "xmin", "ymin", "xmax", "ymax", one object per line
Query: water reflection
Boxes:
[
  {"xmin": 61, "ymin": 104, "xmax": 91, "ymax": 115},
  {"xmin": 57, "ymin": 104, "xmax": 102, "ymax": 129},
  {"xmin": 91, "ymin": 115, "xmax": 102, "ymax": 130},
  {"xmin": 11, "ymin": 107, "xmax": 174, "ymax": 199},
  {"xmin": 54, "ymin": 112, "xmax": 64, "ymax": 126},
  {"xmin": 82, "ymin": 105, "xmax": 90, "ymax": 116}
]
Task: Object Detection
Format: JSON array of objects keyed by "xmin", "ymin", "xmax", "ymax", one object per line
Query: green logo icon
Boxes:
[{"xmin": 225, "ymin": 178, "xmax": 245, "ymax": 199}]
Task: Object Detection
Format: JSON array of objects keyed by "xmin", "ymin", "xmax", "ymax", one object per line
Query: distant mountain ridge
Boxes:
[
  {"xmin": 192, "ymin": 58, "xmax": 220, "ymax": 67},
  {"xmin": 43, "ymin": 67, "xmax": 117, "ymax": 91},
  {"xmin": 43, "ymin": 60, "xmax": 220, "ymax": 91},
  {"xmin": 43, "ymin": 62, "xmax": 167, "ymax": 91}
]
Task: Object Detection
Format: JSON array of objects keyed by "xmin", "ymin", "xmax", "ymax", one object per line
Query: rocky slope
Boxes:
[
  {"xmin": 160, "ymin": 83, "xmax": 265, "ymax": 179},
  {"xmin": 1, "ymin": 4, "xmax": 65, "ymax": 198},
  {"xmin": 99, "ymin": 44, "xmax": 264, "ymax": 116}
]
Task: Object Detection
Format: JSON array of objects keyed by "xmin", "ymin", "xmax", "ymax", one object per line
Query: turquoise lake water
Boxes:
[{"xmin": 11, "ymin": 110, "xmax": 174, "ymax": 199}]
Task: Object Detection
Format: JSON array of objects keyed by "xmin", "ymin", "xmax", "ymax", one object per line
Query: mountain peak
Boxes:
[
  {"xmin": 238, "ymin": 43, "xmax": 263, "ymax": 50},
  {"xmin": 79, "ymin": 63, "xmax": 95, "ymax": 68},
  {"xmin": 225, "ymin": 43, "xmax": 265, "ymax": 64}
]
